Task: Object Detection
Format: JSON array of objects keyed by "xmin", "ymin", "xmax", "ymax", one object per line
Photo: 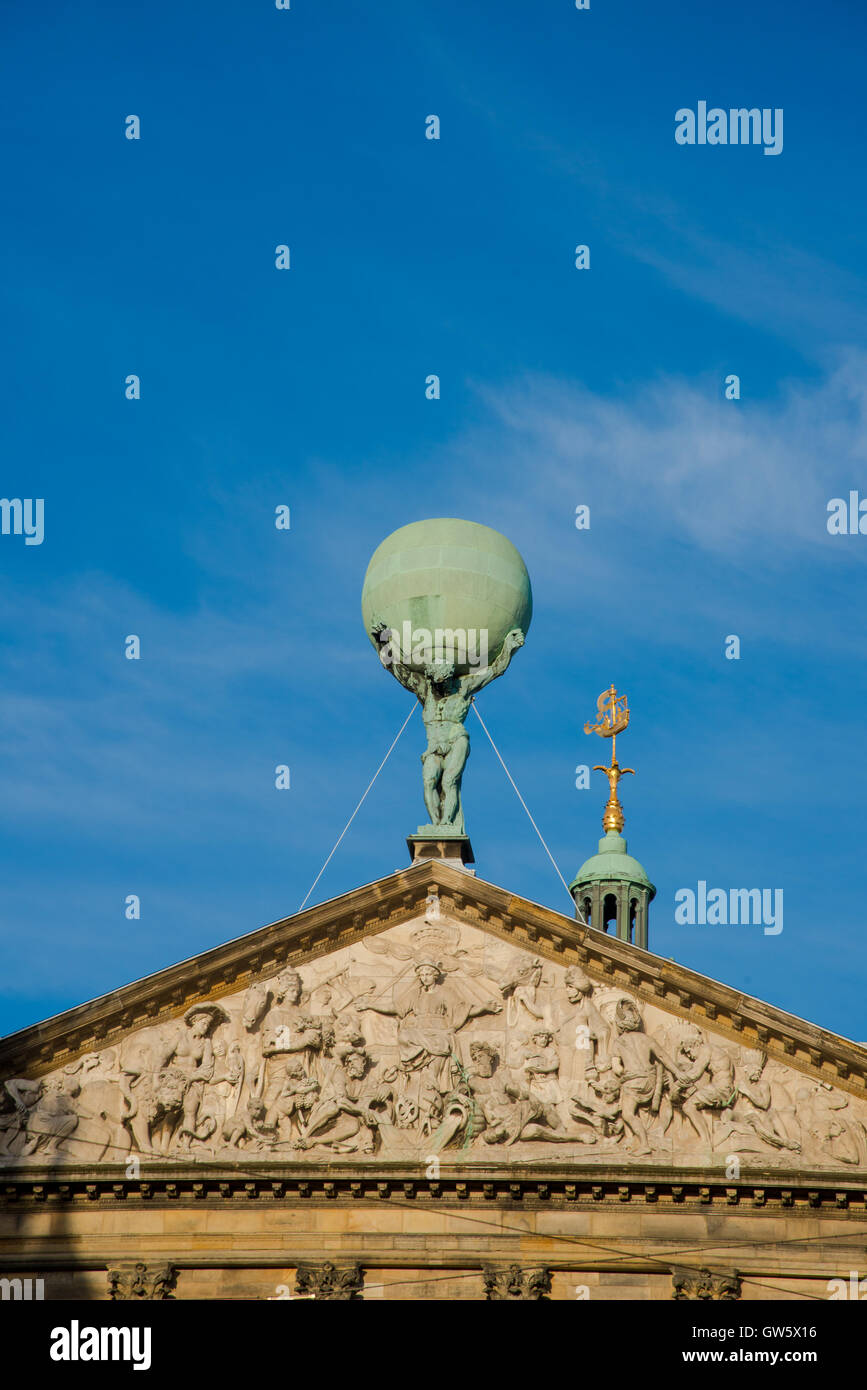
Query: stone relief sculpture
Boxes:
[
  {"xmin": 156, "ymin": 1004, "xmax": 229, "ymax": 1150},
  {"xmin": 556, "ymin": 966, "xmax": 609, "ymax": 1086},
  {"xmin": 294, "ymin": 1262, "xmax": 364, "ymax": 1301},
  {"xmin": 11, "ymin": 1073, "xmax": 80, "ymax": 1157},
  {"xmin": 2, "ymin": 919, "xmax": 866, "ymax": 1170},
  {"xmin": 607, "ymin": 999, "xmax": 680, "ymax": 1156},
  {"xmin": 296, "ymin": 1046, "xmax": 393, "ymax": 1154},
  {"xmin": 669, "ymin": 1026, "xmax": 738, "ymax": 1148},
  {"xmin": 107, "ymin": 1263, "xmax": 177, "ymax": 1301},
  {"xmin": 357, "ymin": 951, "xmax": 502, "ymax": 1136},
  {"xmin": 671, "ymin": 1267, "xmax": 740, "ymax": 1301},
  {"xmin": 483, "ymin": 1265, "xmax": 552, "ymax": 1301},
  {"xmin": 498, "ymin": 956, "xmax": 546, "ymax": 1030},
  {"xmin": 715, "ymin": 1050, "xmax": 800, "ymax": 1154}
]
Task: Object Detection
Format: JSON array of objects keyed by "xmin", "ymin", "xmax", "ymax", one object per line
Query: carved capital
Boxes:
[
  {"xmin": 107, "ymin": 1262, "xmax": 177, "ymax": 1300},
  {"xmin": 671, "ymin": 1266, "xmax": 741, "ymax": 1301},
  {"xmin": 294, "ymin": 1261, "xmax": 364, "ymax": 1301},
  {"xmin": 483, "ymin": 1264, "xmax": 551, "ymax": 1301}
]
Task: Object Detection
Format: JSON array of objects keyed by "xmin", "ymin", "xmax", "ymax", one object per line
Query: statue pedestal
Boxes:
[{"xmin": 406, "ymin": 831, "xmax": 475, "ymax": 869}]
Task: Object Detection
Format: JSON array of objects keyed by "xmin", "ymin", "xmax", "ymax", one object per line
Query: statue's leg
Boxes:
[
  {"xmin": 620, "ymin": 1092, "xmax": 651, "ymax": 1153},
  {"xmin": 181, "ymin": 1085, "xmax": 202, "ymax": 1143},
  {"xmin": 681, "ymin": 1096, "xmax": 711, "ymax": 1146},
  {"xmin": 520, "ymin": 1123, "xmax": 596, "ymax": 1144},
  {"xmin": 441, "ymin": 734, "xmax": 469, "ymax": 826},
  {"xmin": 298, "ymin": 1114, "xmax": 358, "ymax": 1150},
  {"xmin": 422, "ymin": 752, "xmax": 443, "ymax": 823}
]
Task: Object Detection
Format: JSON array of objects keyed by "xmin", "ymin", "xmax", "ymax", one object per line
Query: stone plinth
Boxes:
[{"xmin": 406, "ymin": 833, "xmax": 474, "ymax": 867}]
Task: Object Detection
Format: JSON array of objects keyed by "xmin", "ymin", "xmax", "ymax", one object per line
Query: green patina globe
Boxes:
[{"xmin": 361, "ymin": 518, "xmax": 532, "ymax": 674}]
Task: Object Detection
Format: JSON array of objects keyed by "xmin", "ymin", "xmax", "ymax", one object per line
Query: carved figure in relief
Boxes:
[
  {"xmin": 557, "ymin": 967, "xmax": 609, "ymax": 1083},
  {"xmin": 242, "ymin": 982, "xmax": 271, "ymax": 1040},
  {"xmin": 297, "ymin": 1047, "xmax": 392, "ymax": 1154},
  {"xmin": 145, "ymin": 1071, "xmax": 189, "ymax": 1152},
  {"xmin": 437, "ymin": 1042, "xmax": 596, "ymax": 1148},
  {"xmin": 221, "ymin": 1095, "xmax": 275, "ymax": 1149},
  {"xmin": 116, "ymin": 1040, "xmax": 176, "ymax": 1157},
  {"xmin": 498, "ymin": 957, "xmax": 547, "ymax": 1030},
  {"xmin": 259, "ymin": 972, "xmax": 322, "ymax": 1065},
  {"xmin": 670, "ymin": 1028, "xmax": 737, "ymax": 1147},
  {"xmin": 0, "ymin": 1093, "xmax": 18, "ymax": 1155},
  {"xmin": 264, "ymin": 1061, "xmax": 321, "ymax": 1144},
  {"xmin": 464, "ymin": 1041, "xmax": 544, "ymax": 1145},
  {"xmin": 610, "ymin": 1000, "xmax": 679, "ymax": 1155},
  {"xmin": 569, "ymin": 1070, "xmax": 625, "ymax": 1139},
  {"xmin": 359, "ymin": 959, "xmax": 501, "ymax": 1129},
  {"xmin": 14, "ymin": 1073, "xmax": 80, "ymax": 1156},
  {"xmin": 520, "ymin": 1029, "xmax": 563, "ymax": 1113},
  {"xmin": 716, "ymin": 1051, "xmax": 801, "ymax": 1153},
  {"xmin": 152, "ymin": 1003, "xmax": 228, "ymax": 1151},
  {"xmin": 0, "ymin": 1078, "xmax": 40, "ymax": 1155},
  {"xmin": 425, "ymin": 1045, "xmax": 512, "ymax": 1149},
  {"xmin": 2, "ymin": 1063, "xmax": 122, "ymax": 1161},
  {"xmin": 795, "ymin": 1086, "xmax": 864, "ymax": 1166},
  {"xmin": 55, "ymin": 1051, "xmax": 131, "ymax": 1161}
]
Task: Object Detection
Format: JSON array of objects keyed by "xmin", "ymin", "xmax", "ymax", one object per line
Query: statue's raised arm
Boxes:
[
  {"xmin": 459, "ymin": 628, "xmax": 525, "ymax": 696},
  {"xmin": 370, "ymin": 619, "xmax": 426, "ymax": 699}
]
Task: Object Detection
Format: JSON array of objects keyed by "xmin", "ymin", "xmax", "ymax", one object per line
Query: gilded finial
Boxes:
[{"xmin": 584, "ymin": 684, "xmax": 634, "ymax": 833}]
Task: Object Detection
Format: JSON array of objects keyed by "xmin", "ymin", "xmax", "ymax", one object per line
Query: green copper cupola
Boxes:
[
  {"xmin": 571, "ymin": 685, "xmax": 655, "ymax": 948},
  {"xmin": 570, "ymin": 830, "xmax": 655, "ymax": 948}
]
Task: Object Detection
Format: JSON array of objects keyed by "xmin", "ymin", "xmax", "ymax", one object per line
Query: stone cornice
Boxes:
[
  {"xmin": 1, "ymin": 861, "xmax": 865, "ymax": 1102},
  {"xmin": 2, "ymin": 1161, "xmax": 866, "ymax": 1213}
]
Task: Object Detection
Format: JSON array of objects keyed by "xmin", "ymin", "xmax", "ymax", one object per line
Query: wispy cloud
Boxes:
[{"xmin": 453, "ymin": 351, "xmax": 867, "ymax": 558}]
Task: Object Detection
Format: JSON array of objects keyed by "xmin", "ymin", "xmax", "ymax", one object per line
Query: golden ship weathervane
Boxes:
[{"xmin": 584, "ymin": 684, "xmax": 634, "ymax": 833}]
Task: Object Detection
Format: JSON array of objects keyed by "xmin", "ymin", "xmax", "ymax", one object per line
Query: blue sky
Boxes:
[{"xmin": 1, "ymin": 0, "xmax": 866, "ymax": 1042}]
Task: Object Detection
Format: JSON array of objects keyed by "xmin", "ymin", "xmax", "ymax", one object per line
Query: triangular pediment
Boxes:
[{"xmin": 2, "ymin": 862, "xmax": 866, "ymax": 1176}]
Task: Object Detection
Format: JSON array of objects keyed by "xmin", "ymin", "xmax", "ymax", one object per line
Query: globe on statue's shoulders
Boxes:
[{"xmin": 361, "ymin": 518, "xmax": 532, "ymax": 676}]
